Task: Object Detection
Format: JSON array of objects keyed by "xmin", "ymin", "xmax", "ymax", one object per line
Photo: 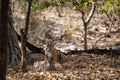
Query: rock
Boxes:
[{"xmin": 66, "ymin": 44, "xmax": 78, "ymax": 51}]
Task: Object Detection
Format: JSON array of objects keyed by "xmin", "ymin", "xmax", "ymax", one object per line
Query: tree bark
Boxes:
[
  {"xmin": 21, "ymin": 0, "xmax": 33, "ymax": 72},
  {"xmin": 7, "ymin": 25, "xmax": 21, "ymax": 65},
  {"xmin": 0, "ymin": 0, "xmax": 9, "ymax": 80},
  {"xmin": 7, "ymin": 5, "xmax": 21, "ymax": 65},
  {"xmin": 79, "ymin": 2, "xmax": 95, "ymax": 50},
  {"xmin": 21, "ymin": 29, "xmax": 27, "ymax": 72}
]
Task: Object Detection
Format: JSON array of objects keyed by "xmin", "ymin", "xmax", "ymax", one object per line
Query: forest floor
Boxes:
[
  {"xmin": 7, "ymin": 52, "xmax": 120, "ymax": 80},
  {"xmin": 8, "ymin": 3, "xmax": 120, "ymax": 80}
]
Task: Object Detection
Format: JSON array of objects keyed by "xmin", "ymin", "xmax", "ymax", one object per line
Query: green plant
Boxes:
[{"xmin": 99, "ymin": 0, "xmax": 120, "ymax": 14}]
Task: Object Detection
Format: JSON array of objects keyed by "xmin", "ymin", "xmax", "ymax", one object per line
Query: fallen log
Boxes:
[
  {"xmin": 16, "ymin": 30, "xmax": 120, "ymax": 57},
  {"xmin": 17, "ymin": 32, "xmax": 44, "ymax": 53},
  {"xmin": 61, "ymin": 48, "xmax": 120, "ymax": 56}
]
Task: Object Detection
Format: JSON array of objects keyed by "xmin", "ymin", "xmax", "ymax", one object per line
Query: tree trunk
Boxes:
[
  {"xmin": 21, "ymin": 0, "xmax": 33, "ymax": 72},
  {"xmin": 84, "ymin": 23, "xmax": 87, "ymax": 50},
  {"xmin": 79, "ymin": 2, "xmax": 95, "ymax": 51},
  {"xmin": 7, "ymin": 7, "xmax": 21, "ymax": 65},
  {"xmin": 20, "ymin": 29, "xmax": 27, "ymax": 72},
  {"xmin": 8, "ymin": 23, "xmax": 21, "ymax": 65},
  {"xmin": 0, "ymin": 0, "xmax": 9, "ymax": 80}
]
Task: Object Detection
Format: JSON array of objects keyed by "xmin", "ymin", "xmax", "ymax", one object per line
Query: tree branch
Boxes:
[
  {"xmin": 104, "ymin": 10, "xmax": 114, "ymax": 25},
  {"xmin": 85, "ymin": 2, "xmax": 96, "ymax": 25}
]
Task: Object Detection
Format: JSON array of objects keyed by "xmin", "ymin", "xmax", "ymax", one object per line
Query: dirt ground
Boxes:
[
  {"xmin": 9, "ymin": 2, "xmax": 120, "ymax": 80},
  {"xmin": 7, "ymin": 52, "xmax": 120, "ymax": 80}
]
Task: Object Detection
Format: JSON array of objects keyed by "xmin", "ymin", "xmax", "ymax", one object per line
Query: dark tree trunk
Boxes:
[
  {"xmin": 8, "ymin": 21, "xmax": 21, "ymax": 65},
  {"xmin": 21, "ymin": 0, "xmax": 33, "ymax": 72},
  {"xmin": 21, "ymin": 29, "xmax": 27, "ymax": 72},
  {"xmin": 7, "ymin": 6, "xmax": 21, "ymax": 65},
  {"xmin": 0, "ymin": 0, "xmax": 10, "ymax": 80}
]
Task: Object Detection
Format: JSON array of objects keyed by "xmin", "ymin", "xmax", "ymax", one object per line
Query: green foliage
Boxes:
[
  {"xmin": 18, "ymin": 0, "xmax": 27, "ymax": 8},
  {"xmin": 18, "ymin": 0, "xmax": 28, "ymax": 13},
  {"xmin": 18, "ymin": 0, "xmax": 51, "ymax": 11},
  {"xmin": 31, "ymin": 0, "xmax": 68, "ymax": 11},
  {"xmin": 18, "ymin": 0, "xmax": 120, "ymax": 14},
  {"xmin": 18, "ymin": 0, "xmax": 73, "ymax": 11},
  {"xmin": 72, "ymin": 0, "xmax": 93, "ymax": 11},
  {"xmin": 53, "ymin": 0, "xmax": 65, "ymax": 5},
  {"xmin": 32, "ymin": 0, "xmax": 51, "ymax": 11},
  {"xmin": 99, "ymin": 0, "xmax": 120, "ymax": 14}
]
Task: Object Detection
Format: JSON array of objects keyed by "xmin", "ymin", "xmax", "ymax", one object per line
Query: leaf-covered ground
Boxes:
[
  {"xmin": 10, "ymin": 2, "xmax": 120, "ymax": 80},
  {"xmin": 7, "ymin": 53, "xmax": 120, "ymax": 80}
]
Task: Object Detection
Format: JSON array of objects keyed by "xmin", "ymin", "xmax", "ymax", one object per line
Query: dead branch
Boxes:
[{"xmin": 95, "ymin": 34, "xmax": 111, "ymax": 43}]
